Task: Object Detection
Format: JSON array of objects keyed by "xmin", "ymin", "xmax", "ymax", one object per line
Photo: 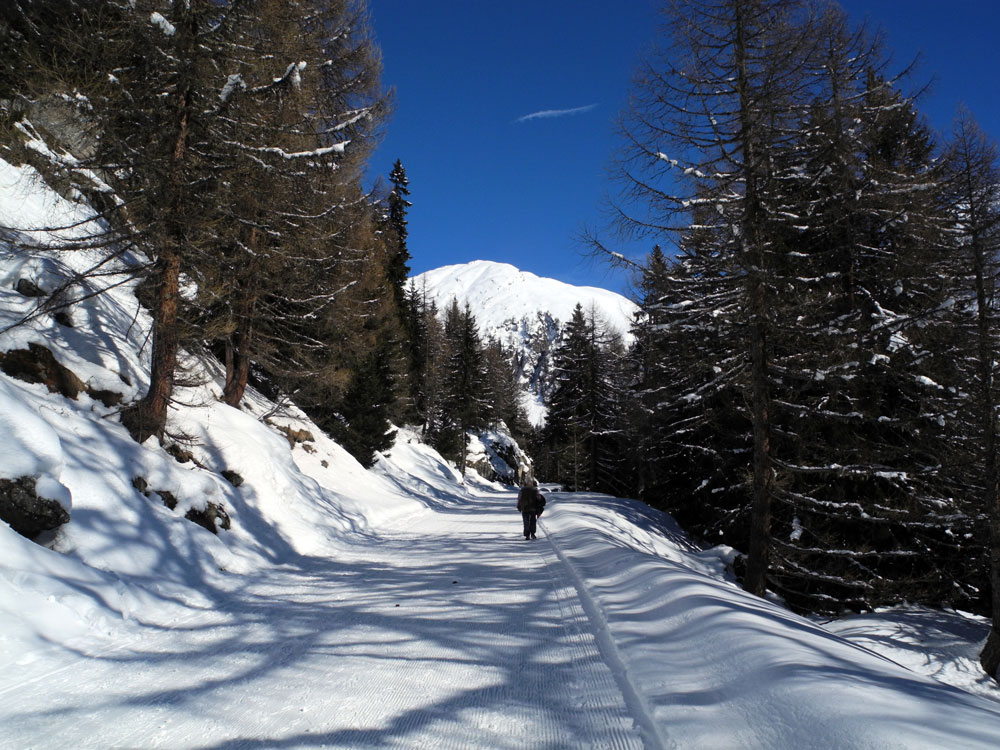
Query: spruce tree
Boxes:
[
  {"xmin": 329, "ymin": 332, "xmax": 399, "ymax": 468},
  {"xmin": 435, "ymin": 300, "xmax": 485, "ymax": 472},
  {"xmin": 386, "ymin": 159, "xmax": 412, "ymax": 312},
  {"xmin": 542, "ymin": 304, "xmax": 624, "ymax": 492},
  {"xmin": 941, "ymin": 111, "xmax": 1000, "ymax": 675}
]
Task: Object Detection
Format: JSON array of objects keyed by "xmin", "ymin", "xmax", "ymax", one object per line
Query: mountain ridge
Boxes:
[
  {"xmin": 412, "ymin": 260, "xmax": 636, "ymax": 339},
  {"xmin": 412, "ymin": 260, "xmax": 638, "ymax": 424}
]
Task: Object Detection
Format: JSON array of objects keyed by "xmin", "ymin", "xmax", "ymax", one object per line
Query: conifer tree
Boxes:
[
  {"xmin": 386, "ymin": 159, "xmax": 412, "ymax": 312},
  {"xmin": 2, "ymin": 0, "xmax": 390, "ymax": 445},
  {"xmin": 329, "ymin": 331, "xmax": 398, "ymax": 467},
  {"xmin": 748, "ymin": 7, "xmax": 963, "ymax": 613},
  {"xmin": 603, "ymin": 0, "xmax": 821, "ymax": 594},
  {"xmin": 434, "ymin": 300, "xmax": 485, "ymax": 472},
  {"xmin": 97, "ymin": 0, "xmax": 226, "ymax": 443},
  {"xmin": 419, "ymin": 295, "xmax": 448, "ymax": 436},
  {"xmin": 941, "ymin": 111, "xmax": 1000, "ymax": 675},
  {"xmin": 604, "ymin": 0, "xmax": 965, "ymax": 608},
  {"xmin": 542, "ymin": 304, "xmax": 624, "ymax": 492}
]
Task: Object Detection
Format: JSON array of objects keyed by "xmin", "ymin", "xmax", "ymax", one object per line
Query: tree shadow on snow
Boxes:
[{"xmin": 6, "ymin": 508, "xmax": 639, "ymax": 749}]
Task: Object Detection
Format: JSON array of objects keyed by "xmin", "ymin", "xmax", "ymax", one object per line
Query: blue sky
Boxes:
[{"xmin": 368, "ymin": 1, "xmax": 1000, "ymax": 295}]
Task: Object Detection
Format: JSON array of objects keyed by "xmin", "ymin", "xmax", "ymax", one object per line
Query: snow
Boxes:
[
  {"xmin": 3, "ymin": 155, "xmax": 1000, "ymax": 748},
  {"xmin": 0, "ymin": 158, "xmax": 103, "ymax": 245},
  {"xmin": 149, "ymin": 11, "xmax": 175, "ymax": 36},
  {"xmin": 413, "ymin": 260, "xmax": 638, "ymax": 425},
  {"xmin": 219, "ymin": 73, "xmax": 246, "ymax": 103},
  {"xmin": 414, "ymin": 260, "xmax": 637, "ymax": 346}
]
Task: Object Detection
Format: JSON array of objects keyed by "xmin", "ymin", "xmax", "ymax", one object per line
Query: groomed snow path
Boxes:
[
  {"xmin": 1, "ymin": 492, "xmax": 651, "ymax": 750},
  {"xmin": 6, "ymin": 485, "xmax": 1000, "ymax": 749}
]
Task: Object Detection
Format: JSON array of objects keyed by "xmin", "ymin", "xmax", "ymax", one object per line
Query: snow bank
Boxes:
[
  {"xmin": 0, "ymin": 153, "xmax": 427, "ymax": 654},
  {"xmin": 540, "ymin": 492, "xmax": 1000, "ymax": 749},
  {"xmin": 0, "ymin": 377, "xmax": 70, "ymax": 508}
]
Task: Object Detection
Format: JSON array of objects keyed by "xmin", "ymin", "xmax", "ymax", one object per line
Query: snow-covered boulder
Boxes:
[
  {"xmin": 466, "ymin": 425, "xmax": 531, "ymax": 486},
  {"xmin": 0, "ymin": 476, "xmax": 70, "ymax": 538},
  {"xmin": 0, "ymin": 375, "xmax": 73, "ymax": 538}
]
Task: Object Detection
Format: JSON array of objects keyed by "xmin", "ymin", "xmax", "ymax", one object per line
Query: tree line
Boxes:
[
  {"xmin": 551, "ymin": 0, "xmax": 1000, "ymax": 676},
  {"xmin": 0, "ymin": 1, "xmax": 530, "ymax": 476}
]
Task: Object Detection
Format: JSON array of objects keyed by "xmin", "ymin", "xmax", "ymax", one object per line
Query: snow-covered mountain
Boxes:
[{"xmin": 413, "ymin": 260, "xmax": 638, "ymax": 424}]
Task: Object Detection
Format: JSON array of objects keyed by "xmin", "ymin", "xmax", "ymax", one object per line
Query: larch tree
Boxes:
[
  {"xmin": 88, "ymin": 0, "xmax": 230, "ymax": 443},
  {"xmin": 756, "ymin": 6, "xmax": 963, "ymax": 614},
  {"xmin": 200, "ymin": 0, "xmax": 390, "ymax": 409},
  {"xmin": 1, "ymin": 0, "xmax": 218, "ymax": 442},
  {"xmin": 6, "ymin": 0, "xmax": 391, "ymax": 445},
  {"xmin": 481, "ymin": 337, "xmax": 529, "ymax": 439}
]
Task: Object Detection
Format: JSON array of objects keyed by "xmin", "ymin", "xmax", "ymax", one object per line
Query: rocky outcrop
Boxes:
[
  {"xmin": 0, "ymin": 342, "xmax": 123, "ymax": 407},
  {"xmin": 132, "ymin": 476, "xmax": 231, "ymax": 535},
  {"xmin": 0, "ymin": 476, "xmax": 70, "ymax": 538},
  {"xmin": 26, "ymin": 94, "xmax": 99, "ymax": 161},
  {"xmin": 0, "ymin": 343, "xmax": 85, "ymax": 399},
  {"xmin": 467, "ymin": 427, "xmax": 532, "ymax": 486}
]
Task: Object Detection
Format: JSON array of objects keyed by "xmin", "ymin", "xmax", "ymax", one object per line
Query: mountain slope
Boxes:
[
  {"xmin": 413, "ymin": 260, "xmax": 636, "ymax": 343},
  {"xmin": 412, "ymin": 260, "xmax": 638, "ymax": 423}
]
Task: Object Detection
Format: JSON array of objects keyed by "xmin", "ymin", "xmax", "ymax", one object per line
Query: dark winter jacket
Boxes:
[{"xmin": 517, "ymin": 487, "xmax": 546, "ymax": 515}]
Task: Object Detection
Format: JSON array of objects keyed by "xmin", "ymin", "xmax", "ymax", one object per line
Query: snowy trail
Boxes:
[
  {"xmin": 1, "ymin": 490, "xmax": 650, "ymax": 750},
  {"xmin": 7, "ymin": 481, "xmax": 1000, "ymax": 749}
]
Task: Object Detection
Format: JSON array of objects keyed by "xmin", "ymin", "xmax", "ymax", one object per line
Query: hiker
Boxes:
[{"xmin": 516, "ymin": 479, "xmax": 546, "ymax": 540}]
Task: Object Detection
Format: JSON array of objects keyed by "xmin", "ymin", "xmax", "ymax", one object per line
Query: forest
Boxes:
[{"xmin": 2, "ymin": 0, "xmax": 1000, "ymax": 678}]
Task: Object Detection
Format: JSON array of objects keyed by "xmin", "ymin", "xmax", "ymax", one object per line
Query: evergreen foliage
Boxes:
[
  {"xmin": 540, "ymin": 304, "xmax": 627, "ymax": 493},
  {"xmin": 386, "ymin": 159, "xmax": 412, "ymax": 311},
  {"xmin": 433, "ymin": 300, "xmax": 485, "ymax": 470},
  {"xmin": 11, "ymin": 0, "xmax": 1000, "ymax": 664},
  {"xmin": 2, "ymin": 0, "xmax": 394, "ymax": 449},
  {"xmin": 940, "ymin": 111, "xmax": 1000, "ymax": 673},
  {"xmin": 599, "ymin": 0, "xmax": 1000, "ymax": 620}
]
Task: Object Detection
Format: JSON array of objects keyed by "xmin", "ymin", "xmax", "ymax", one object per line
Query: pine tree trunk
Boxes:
[
  {"xmin": 982, "ymin": 623, "xmax": 1000, "ymax": 678},
  {"xmin": 121, "ymin": 16, "xmax": 192, "ymax": 444},
  {"xmin": 984, "ymin": 578, "xmax": 1000, "ymax": 679},
  {"xmin": 222, "ymin": 326, "xmax": 251, "ymax": 407},
  {"xmin": 733, "ymin": 0, "xmax": 774, "ymax": 597},
  {"xmin": 121, "ymin": 248, "xmax": 181, "ymax": 443},
  {"xmin": 744, "ymin": 292, "xmax": 773, "ymax": 596}
]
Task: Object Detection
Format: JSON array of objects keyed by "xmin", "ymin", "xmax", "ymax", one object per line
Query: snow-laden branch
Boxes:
[
  {"xmin": 150, "ymin": 12, "xmax": 176, "ymax": 37},
  {"xmin": 224, "ymin": 140, "xmax": 349, "ymax": 160}
]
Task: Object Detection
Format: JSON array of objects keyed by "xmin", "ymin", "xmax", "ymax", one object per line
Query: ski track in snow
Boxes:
[
  {"xmin": 0, "ymin": 492, "xmax": 650, "ymax": 750},
  {"xmin": 539, "ymin": 518, "xmax": 670, "ymax": 750}
]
